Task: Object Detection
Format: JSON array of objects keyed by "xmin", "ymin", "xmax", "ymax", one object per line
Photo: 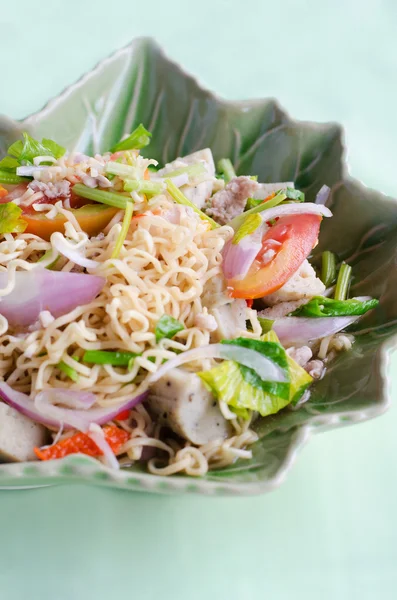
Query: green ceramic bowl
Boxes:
[{"xmin": 0, "ymin": 38, "xmax": 396, "ymax": 495}]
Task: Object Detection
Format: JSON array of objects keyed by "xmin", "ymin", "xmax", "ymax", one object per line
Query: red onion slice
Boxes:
[
  {"xmin": 0, "ymin": 270, "xmax": 105, "ymax": 327},
  {"xmin": 257, "ymin": 202, "xmax": 332, "ymax": 224},
  {"xmin": 0, "ymin": 382, "xmax": 148, "ymax": 431},
  {"xmin": 272, "ymin": 316, "xmax": 360, "ymax": 345},
  {"xmin": 315, "ymin": 185, "xmax": 331, "ymax": 205},
  {"xmin": 146, "ymin": 343, "xmax": 287, "ymax": 385},
  {"xmin": 222, "ymin": 231, "xmax": 263, "ymax": 280}
]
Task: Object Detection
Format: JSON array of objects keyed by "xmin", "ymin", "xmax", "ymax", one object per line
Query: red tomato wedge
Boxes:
[{"xmin": 227, "ymin": 213, "xmax": 322, "ymax": 300}]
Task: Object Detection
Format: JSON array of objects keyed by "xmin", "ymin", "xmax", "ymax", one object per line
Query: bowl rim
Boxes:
[{"xmin": 0, "ymin": 36, "xmax": 395, "ymax": 495}]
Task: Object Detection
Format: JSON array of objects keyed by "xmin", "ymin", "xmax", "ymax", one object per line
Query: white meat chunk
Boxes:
[
  {"xmin": 147, "ymin": 369, "xmax": 231, "ymax": 445},
  {"xmin": 0, "ymin": 403, "xmax": 48, "ymax": 462},
  {"xmin": 211, "ymin": 299, "xmax": 247, "ymax": 342},
  {"xmin": 207, "ymin": 176, "xmax": 259, "ymax": 225},
  {"xmin": 263, "ymin": 260, "xmax": 325, "ymax": 306},
  {"xmin": 157, "ymin": 148, "xmax": 215, "ymax": 209},
  {"xmin": 252, "ymin": 182, "xmax": 294, "ymax": 200},
  {"xmin": 182, "ymin": 180, "xmax": 213, "ymax": 209},
  {"xmin": 286, "ymin": 346, "xmax": 313, "ymax": 368},
  {"xmin": 258, "ymin": 299, "xmax": 308, "ymax": 320}
]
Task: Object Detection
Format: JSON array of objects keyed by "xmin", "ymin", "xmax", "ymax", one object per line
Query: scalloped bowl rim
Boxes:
[{"xmin": 0, "ymin": 37, "xmax": 394, "ymax": 495}]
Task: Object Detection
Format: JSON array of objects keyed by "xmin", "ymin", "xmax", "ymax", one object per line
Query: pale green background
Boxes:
[{"xmin": 0, "ymin": 1, "xmax": 396, "ymax": 598}]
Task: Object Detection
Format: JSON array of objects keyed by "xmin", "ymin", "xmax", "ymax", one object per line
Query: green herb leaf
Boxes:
[
  {"xmin": 290, "ymin": 296, "xmax": 379, "ymax": 318},
  {"xmin": 217, "ymin": 158, "xmax": 236, "ymax": 182},
  {"xmin": 111, "ymin": 124, "xmax": 152, "ymax": 152},
  {"xmin": 232, "ymin": 213, "xmax": 262, "ymax": 245},
  {"xmin": 0, "ymin": 202, "xmax": 27, "ymax": 234},
  {"xmin": 155, "ymin": 315, "xmax": 184, "ymax": 343},
  {"xmin": 285, "ymin": 187, "xmax": 305, "ymax": 202},
  {"xmin": 11, "ymin": 133, "xmax": 65, "ymax": 165}
]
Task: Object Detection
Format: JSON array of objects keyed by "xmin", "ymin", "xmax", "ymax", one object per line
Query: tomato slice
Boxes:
[
  {"xmin": 228, "ymin": 213, "xmax": 322, "ymax": 300},
  {"xmin": 23, "ymin": 204, "xmax": 119, "ymax": 241}
]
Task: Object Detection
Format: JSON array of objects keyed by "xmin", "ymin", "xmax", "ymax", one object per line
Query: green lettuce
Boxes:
[
  {"xmin": 198, "ymin": 332, "xmax": 313, "ymax": 417},
  {"xmin": 111, "ymin": 124, "xmax": 152, "ymax": 153},
  {"xmin": 0, "ymin": 202, "xmax": 27, "ymax": 234},
  {"xmin": 290, "ymin": 296, "xmax": 379, "ymax": 318},
  {"xmin": 1, "ymin": 132, "xmax": 65, "ymax": 171}
]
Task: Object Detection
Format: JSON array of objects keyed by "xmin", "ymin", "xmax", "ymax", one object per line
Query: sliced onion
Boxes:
[
  {"xmin": 38, "ymin": 389, "xmax": 96, "ymax": 410},
  {"xmin": 0, "ymin": 270, "xmax": 105, "ymax": 327},
  {"xmin": 222, "ymin": 230, "xmax": 263, "ymax": 280},
  {"xmin": 272, "ymin": 316, "xmax": 360, "ymax": 345},
  {"xmin": 16, "ymin": 166, "xmax": 47, "ymax": 177},
  {"xmin": 51, "ymin": 232, "xmax": 99, "ymax": 269},
  {"xmin": 0, "ymin": 381, "xmax": 148, "ymax": 430},
  {"xmin": 88, "ymin": 424, "xmax": 120, "ymax": 470},
  {"xmin": 258, "ymin": 202, "xmax": 332, "ymax": 223},
  {"xmin": 315, "ymin": 185, "xmax": 331, "ymax": 205},
  {"xmin": 146, "ymin": 343, "xmax": 287, "ymax": 385}
]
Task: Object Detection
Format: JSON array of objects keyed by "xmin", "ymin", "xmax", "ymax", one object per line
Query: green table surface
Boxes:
[{"xmin": 1, "ymin": 1, "xmax": 397, "ymax": 598}]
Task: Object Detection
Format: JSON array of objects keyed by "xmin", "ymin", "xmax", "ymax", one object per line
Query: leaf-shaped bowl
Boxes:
[{"xmin": 0, "ymin": 38, "xmax": 396, "ymax": 496}]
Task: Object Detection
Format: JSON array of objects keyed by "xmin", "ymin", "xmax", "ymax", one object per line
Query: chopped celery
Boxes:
[
  {"xmin": 334, "ymin": 262, "xmax": 352, "ymax": 301},
  {"xmin": 228, "ymin": 191, "xmax": 286, "ymax": 231},
  {"xmin": 111, "ymin": 124, "xmax": 151, "ymax": 153},
  {"xmin": 111, "ymin": 201, "xmax": 133, "ymax": 259},
  {"xmin": 165, "ymin": 163, "xmax": 206, "ymax": 179},
  {"xmin": 217, "ymin": 158, "xmax": 236, "ymax": 182},
  {"xmin": 233, "ymin": 213, "xmax": 262, "ymax": 244},
  {"xmin": 321, "ymin": 251, "xmax": 337, "ymax": 287},
  {"xmin": 123, "ymin": 179, "xmax": 164, "ymax": 195},
  {"xmin": 0, "ymin": 170, "xmax": 30, "ymax": 185},
  {"xmin": 165, "ymin": 179, "xmax": 219, "ymax": 229},
  {"xmin": 105, "ymin": 162, "xmax": 139, "ymax": 179},
  {"xmin": 72, "ymin": 183, "xmax": 131, "ymax": 209}
]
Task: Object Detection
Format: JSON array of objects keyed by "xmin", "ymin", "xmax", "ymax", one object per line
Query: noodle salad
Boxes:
[{"xmin": 0, "ymin": 126, "xmax": 379, "ymax": 476}]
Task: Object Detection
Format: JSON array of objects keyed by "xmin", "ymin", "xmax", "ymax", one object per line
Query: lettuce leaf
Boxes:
[
  {"xmin": 2, "ymin": 133, "xmax": 65, "ymax": 170},
  {"xmin": 198, "ymin": 332, "xmax": 312, "ymax": 417},
  {"xmin": 0, "ymin": 202, "xmax": 27, "ymax": 234},
  {"xmin": 290, "ymin": 296, "xmax": 379, "ymax": 318},
  {"xmin": 221, "ymin": 338, "xmax": 290, "ymax": 399},
  {"xmin": 262, "ymin": 330, "xmax": 313, "ymax": 405}
]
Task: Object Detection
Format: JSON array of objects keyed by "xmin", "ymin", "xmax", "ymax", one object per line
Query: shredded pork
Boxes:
[{"xmin": 206, "ymin": 176, "xmax": 259, "ymax": 225}]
